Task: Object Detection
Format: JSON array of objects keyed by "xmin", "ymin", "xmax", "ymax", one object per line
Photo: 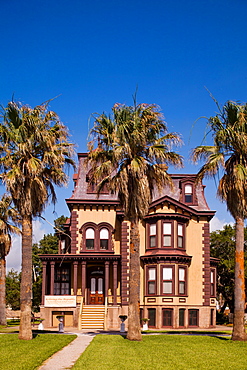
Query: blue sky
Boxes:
[{"xmin": 1, "ymin": 0, "xmax": 247, "ymax": 269}]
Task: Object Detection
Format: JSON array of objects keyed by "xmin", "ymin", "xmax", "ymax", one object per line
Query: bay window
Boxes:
[
  {"xmin": 147, "ymin": 267, "xmax": 156, "ymax": 295},
  {"xmin": 149, "ymin": 223, "xmax": 156, "ymax": 248},
  {"xmin": 177, "ymin": 223, "xmax": 184, "ymax": 248},
  {"xmin": 163, "ymin": 222, "xmax": 172, "ymax": 247},
  {"xmin": 162, "ymin": 266, "xmax": 174, "ymax": 295},
  {"xmin": 178, "ymin": 266, "xmax": 187, "ymax": 295}
]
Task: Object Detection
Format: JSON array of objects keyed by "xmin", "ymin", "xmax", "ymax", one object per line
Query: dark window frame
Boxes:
[
  {"xmin": 148, "ymin": 308, "xmax": 156, "ymax": 328},
  {"xmin": 80, "ymin": 222, "xmax": 113, "ymax": 252},
  {"xmin": 210, "ymin": 268, "xmax": 216, "ymax": 297},
  {"xmin": 181, "ymin": 181, "xmax": 197, "ymax": 205},
  {"xmin": 161, "ymin": 265, "xmax": 175, "ymax": 296},
  {"xmin": 179, "ymin": 308, "xmax": 186, "ymax": 327},
  {"xmin": 210, "ymin": 309, "xmax": 214, "ymax": 326},
  {"xmin": 178, "ymin": 265, "xmax": 187, "ymax": 296},
  {"xmin": 162, "ymin": 308, "xmax": 173, "ymax": 327},
  {"xmin": 147, "ymin": 222, "xmax": 157, "ymax": 249},
  {"xmin": 99, "ymin": 227, "xmax": 109, "ymax": 250},
  {"xmin": 54, "ymin": 265, "xmax": 71, "ymax": 295},
  {"xmin": 146, "ymin": 265, "xmax": 157, "ymax": 296},
  {"xmin": 177, "ymin": 223, "xmax": 185, "ymax": 249},
  {"xmin": 162, "ymin": 221, "xmax": 174, "ymax": 248},
  {"xmin": 188, "ymin": 309, "xmax": 199, "ymax": 327}
]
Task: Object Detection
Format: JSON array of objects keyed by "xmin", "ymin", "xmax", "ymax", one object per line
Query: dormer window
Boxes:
[{"xmin": 184, "ymin": 184, "xmax": 193, "ymax": 203}]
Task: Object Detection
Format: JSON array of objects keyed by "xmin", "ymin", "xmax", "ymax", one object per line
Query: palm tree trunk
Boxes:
[
  {"xmin": 19, "ymin": 215, "xmax": 33, "ymax": 340},
  {"xmin": 126, "ymin": 219, "xmax": 142, "ymax": 341},
  {"xmin": 232, "ymin": 217, "xmax": 247, "ymax": 341},
  {"xmin": 0, "ymin": 256, "xmax": 7, "ymax": 325}
]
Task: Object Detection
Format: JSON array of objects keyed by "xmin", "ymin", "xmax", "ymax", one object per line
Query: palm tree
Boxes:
[
  {"xmin": 0, "ymin": 100, "xmax": 75, "ymax": 340},
  {"xmin": 0, "ymin": 195, "xmax": 20, "ymax": 325},
  {"xmin": 193, "ymin": 100, "xmax": 247, "ymax": 341},
  {"xmin": 87, "ymin": 102, "xmax": 183, "ymax": 341}
]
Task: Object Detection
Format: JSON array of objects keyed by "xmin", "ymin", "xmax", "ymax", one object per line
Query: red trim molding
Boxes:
[
  {"xmin": 202, "ymin": 222, "xmax": 211, "ymax": 306},
  {"xmin": 121, "ymin": 222, "xmax": 130, "ymax": 306},
  {"xmin": 70, "ymin": 210, "xmax": 78, "ymax": 254}
]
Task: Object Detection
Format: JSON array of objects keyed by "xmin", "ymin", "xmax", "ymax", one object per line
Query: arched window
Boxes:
[
  {"xmin": 80, "ymin": 222, "xmax": 113, "ymax": 251},
  {"xmin": 98, "ymin": 277, "xmax": 103, "ymax": 294},
  {"xmin": 100, "ymin": 228, "xmax": 109, "ymax": 250},
  {"xmin": 86, "ymin": 228, "xmax": 95, "ymax": 249}
]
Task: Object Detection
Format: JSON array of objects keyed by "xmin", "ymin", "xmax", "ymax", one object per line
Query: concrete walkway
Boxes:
[{"xmin": 38, "ymin": 332, "xmax": 95, "ymax": 370}]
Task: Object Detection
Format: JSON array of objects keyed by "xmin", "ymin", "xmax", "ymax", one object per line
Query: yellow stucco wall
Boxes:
[{"xmin": 74, "ymin": 206, "xmax": 121, "ymax": 254}]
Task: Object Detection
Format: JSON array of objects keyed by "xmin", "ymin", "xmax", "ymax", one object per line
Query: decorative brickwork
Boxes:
[
  {"xmin": 121, "ymin": 222, "xmax": 130, "ymax": 305},
  {"xmin": 202, "ymin": 222, "xmax": 211, "ymax": 306},
  {"xmin": 70, "ymin": 210, "xmax": 79, "ymax": 254}
]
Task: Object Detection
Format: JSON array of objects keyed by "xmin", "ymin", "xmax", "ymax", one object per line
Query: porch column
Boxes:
[
  {"xmin": 73, "ymin": 261, "xmax": 78, "ymax": 296},
  {"xmin": 50, "ymin": 261, "xmax": 55, "ymax": 295},
  {"xmin": 113, "ymin": 261, "xmax": 118, "ymax": 305},
  {"xmin": 41, "ymin": 261, "xmax": 47, "ymax": 305},
  {"xmin": 105, "ymin": 261, "xmax": 110, "ymax": 300},
  {"xmin": 81, "ymin": 261, "xmax": 86, "ymax": 302}
]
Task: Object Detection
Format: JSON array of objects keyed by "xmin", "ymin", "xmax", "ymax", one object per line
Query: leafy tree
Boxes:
[
  {"xmin": 87, "ymin": 102, "xmax": 183, "ymax": 340},
  {"xmin": 54, "ymin": 215, "xmax": 68, "ymax": 233},
  {"xmin": 6, "ymin": 269, "xmax": 21, "ymax": 311},
  {"xmin": 193, "ymin": 101, "xmax": 247, "ymax": 341},
  {"xmin": 0, "ymin": 195, "xmax": 20, "ymax": 325},
  {"xmin": 210, "ymin": 225, "xmax": 247, "ymax": 313},
  {"xmin": 32, "ymin": 233, "xmax": 59, "ymax": 311},
  {"xmin": 0, "ymin": 101, "xmax": 75, "ymax": 340}
]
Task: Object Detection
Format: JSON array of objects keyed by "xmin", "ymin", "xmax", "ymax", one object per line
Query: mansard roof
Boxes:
[{"xmin": 66, "ymin": 153, "xmax": 215, "ymax": 218}]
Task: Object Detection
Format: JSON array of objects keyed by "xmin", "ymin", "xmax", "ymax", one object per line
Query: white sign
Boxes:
[{"xmin": 44, "ymin": 296, "xmax": 76, "ymax": 307}]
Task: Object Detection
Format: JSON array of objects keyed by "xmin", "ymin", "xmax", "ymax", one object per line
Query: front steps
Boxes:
[{"xmin": 80, "ymin": 305, "xmax": 105, "ymax": 330}]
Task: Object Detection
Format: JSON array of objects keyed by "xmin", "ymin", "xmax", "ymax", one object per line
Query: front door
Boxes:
[{"xmin": 90, "ymin": 276, "xmax": 104, "ymax": 304}]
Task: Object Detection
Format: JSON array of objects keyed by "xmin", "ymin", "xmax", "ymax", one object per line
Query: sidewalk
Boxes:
[{"xmin": 38, "ymin": 332, "xmax": 95, "ymax": 370}]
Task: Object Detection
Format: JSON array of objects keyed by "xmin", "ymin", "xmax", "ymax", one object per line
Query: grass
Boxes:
[
  {"xmin": 0, "ymin": 326, "xmax": 18, "ymax": 333},
  {"xmin": 72, "ymin": 334, "xmax": 247, "ymax": 370},
  {"xmin": 0, "ymin": 333, "xmax": 76, "ymax": 370},
  {"xmin": 143, "ymin": 329, "xmax": 232, "ymax": 335}
]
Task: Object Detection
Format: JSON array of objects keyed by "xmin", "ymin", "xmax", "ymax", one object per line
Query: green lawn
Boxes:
[
  {"xmin": 73, "ymin": 334, "xmax": 247, "ymax": 370},
  {"xmin": 0, "ymin": 334, "xmax": 76, "ymax": 370}
]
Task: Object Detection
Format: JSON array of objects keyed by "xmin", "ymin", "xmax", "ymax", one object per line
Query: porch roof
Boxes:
[{"xmin": 39, "ymin": 254, "xmax": 121, "ymax": 262}]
